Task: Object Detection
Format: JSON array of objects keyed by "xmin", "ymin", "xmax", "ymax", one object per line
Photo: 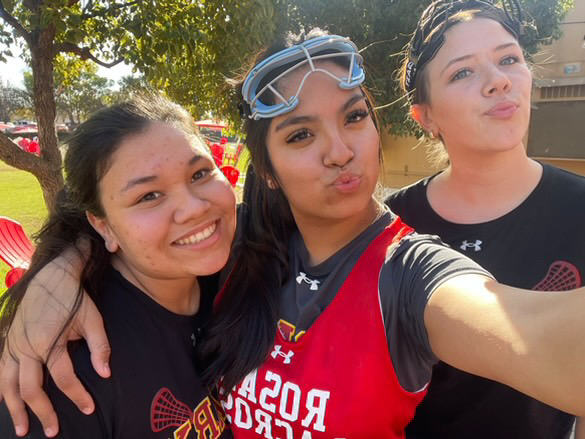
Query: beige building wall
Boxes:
[
  {"xmin": 381, "ymin": 3, "xmax": 585, "ymax": 188},
  {"xmin": 380, "ymin": 131, "xmax": 439, "ymax": 189},
  {"xmin": 529, "ymin": 0, "xmax": 585, "ymax": 175}
]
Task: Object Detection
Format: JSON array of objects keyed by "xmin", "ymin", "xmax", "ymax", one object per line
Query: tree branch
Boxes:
[
  {"xmin": 81, "ymin": 0, "xmax": 94, "ymax": 15},
  {"xmin": 358, "ymin": 38, "xmax": 398, "ymax": 54},
  {"xmin": 0, "ymin": 1, "xmax": 31, "ymax": 44},
  {"xmin": 81, "ymin": 1, "xmax": 140, "ymax": 19},
  {"xmin": 0, "ymin": 134, "xmax": 47, "ymax": 174},
  {"xmin": 53, "ymin": 42, "xmax": 124, "ymax": 68}
]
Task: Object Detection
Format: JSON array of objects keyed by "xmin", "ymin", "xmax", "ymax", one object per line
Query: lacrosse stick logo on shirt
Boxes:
[
  {"xmin": 296, "ymin": 271, "xmax": 321, "ymax": 290},
  {"xmin": 533, "ymin": 261, "xmax": 581, "ymax": 291},
  {"xmin": 150, "ymin": 388, "xmax": 192, "ymax": 432}
]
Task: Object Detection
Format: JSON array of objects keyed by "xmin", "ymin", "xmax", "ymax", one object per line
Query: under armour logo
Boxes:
[
  {"xmin": 191, "ymin": 328, "xmax": 202, "ymax": 347},
  {"xmin": 271, "ymin": 345, "xmax": 294, "ymax": 364},
  {"xmin": 296, "ymin": 271, "xmax": 320, "ymax": 291},
  {"xmin": 460, "ymin": 240, "xmax": 482, "ymax": 252}
]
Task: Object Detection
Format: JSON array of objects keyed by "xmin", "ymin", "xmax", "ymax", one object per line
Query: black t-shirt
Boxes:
[
  {"xmin": 0, "ymin": 267, "xmax": 231, "ymax": 439},
  {"xmin": 278, "ymin": 208, "xmax": 490, "ymax": 393},
  {"xmin": 387, "ymin": 163, "xmax": 585, "ymax": 439}
]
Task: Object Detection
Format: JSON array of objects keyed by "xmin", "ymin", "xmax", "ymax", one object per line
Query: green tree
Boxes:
[
  {"xmin": 152, "ymin": 0, "xmax": 573, "ymax": 135},
  {"xmin": 276, "ymin": 0, "xmax": 574, "ymax": 136},
  {"xmin": 0, "ymin": 77, "xmax": 30, "ymax": 122},
  {"xmin": 23, "ymin": 55, "xmax": 113, "ymax": 125},
  {"xmin": 105, "ymin": 74, "xmax": 152, "ymax": 105},
  {"xmin": 146, "ymin": 0, "xmax": 278, "ymax": 123},
  {"xmin": 0, "ymin": 0, "xmax": 274, "ymax": 207},
  {"xmin": 54, "ymin": 56, "xmax": 112, "ymax": 124}
]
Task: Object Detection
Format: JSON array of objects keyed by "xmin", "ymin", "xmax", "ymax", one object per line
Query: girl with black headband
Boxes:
[
  {"xmin": 3, "ymin": 26, "xmax": 585, "ymax": 439},
  {"xmin": 387, "ymin": 1, "xmax": 585, "ymax": 438}
]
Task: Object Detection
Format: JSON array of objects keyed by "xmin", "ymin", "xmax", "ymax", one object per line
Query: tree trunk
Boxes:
[
  {"xmin": 0, "ymin": 23, "xmax": 65, "ymax": 210},
  {"xmin": 29, "ymin": 26, "xmax": 63, "ymax": 209}
]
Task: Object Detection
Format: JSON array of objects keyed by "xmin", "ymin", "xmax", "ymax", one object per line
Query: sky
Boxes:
[{"xmin": 0, "ymin": 47, "xmax": 135, "ymax": 89}]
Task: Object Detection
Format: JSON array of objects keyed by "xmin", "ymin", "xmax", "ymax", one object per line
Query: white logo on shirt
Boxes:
[
  {"xmin": 271, "ymin": 345, "xmax": 294, "ymax": 364},
  {"xmin": 460, "ymin": 239, "xmax": 482, "ymax": 252},
  {"xmin": 296, "ymin": 271, "xmax": 320, "ymax": 291}
]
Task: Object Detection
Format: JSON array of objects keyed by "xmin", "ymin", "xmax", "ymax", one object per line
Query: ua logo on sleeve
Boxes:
[
  {"xmin": 460, "ymin": 239, "xmax": 482, "ymax": 252},
  {"xmin": 271, "ymin": 345, "xmax": 294, "ymax": 364}
]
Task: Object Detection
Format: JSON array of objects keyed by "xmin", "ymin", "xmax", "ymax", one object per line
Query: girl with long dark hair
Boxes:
[{"xmin": 0, "ymin": 94, "xmax": 235, "ymax": 438}]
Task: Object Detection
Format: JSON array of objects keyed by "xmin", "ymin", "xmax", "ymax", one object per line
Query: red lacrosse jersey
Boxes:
[{"xmin": 222, "ymin": 218, "xmax": 426, "ymax": 438}]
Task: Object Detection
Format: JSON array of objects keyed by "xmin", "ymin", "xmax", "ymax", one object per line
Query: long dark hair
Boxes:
[
  {"xmin": 0, "ymin": 94, "xmax": 196, "ymax": 362},
  {"xmin": 199, "ymin": 29, "xmax": 380, "ymax": 390}
]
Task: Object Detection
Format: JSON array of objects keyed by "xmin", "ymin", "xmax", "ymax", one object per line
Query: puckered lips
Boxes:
[
  {"xmin": 485, "ymin": 100, "xmax": 519, "ymax": 119},
  {"xmin": 331, "ymin": 171, "xmax": 361, "ymax": 193}
]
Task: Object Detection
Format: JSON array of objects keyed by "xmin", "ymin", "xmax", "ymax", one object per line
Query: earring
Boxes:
[
  {"xmin": 429, "ymin": 131, "xmax": 439, "ymax": 140},
  {"xmin": 266, "ymin": 178, "xmax": 277, "ymax": 190}
]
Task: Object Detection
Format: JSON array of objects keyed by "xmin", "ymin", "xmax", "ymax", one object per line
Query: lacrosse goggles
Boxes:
[{"xmin": 242, "ymin": 35, "xmax": 365, "ymax": 120}]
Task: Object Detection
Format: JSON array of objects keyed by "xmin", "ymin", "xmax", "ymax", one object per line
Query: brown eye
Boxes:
[
  {"xmin": 286, "ymin": 129, "xmax": 311, "ymax": 143},
  {"xmin": 192, "ymin": 168, "xmax": 211, "ymax": 182},
  {"xmin": 139, "ymin": 192, "xmax": 162, "ymax": 203},
  {"xmin": 346, "ymin": 109, "xmax": 369, "ymax": 124}
]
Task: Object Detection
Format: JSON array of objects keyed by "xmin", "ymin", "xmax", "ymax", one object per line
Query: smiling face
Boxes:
[
  {"xmin": 89, "ymin": 122, "xmax": 236, "ymax": 283},
  {"xmin": 412, "ymin": 18, "xmax": 532, "ymax": 157},
  {"xmin": 265, "ymin": 62, "xmax": 380, "ymax": 230}
]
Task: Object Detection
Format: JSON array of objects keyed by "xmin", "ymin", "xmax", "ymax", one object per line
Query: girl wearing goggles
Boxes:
[{"xmin": 3, "ymin": 27, "xmax": 585, "ymax": 439}]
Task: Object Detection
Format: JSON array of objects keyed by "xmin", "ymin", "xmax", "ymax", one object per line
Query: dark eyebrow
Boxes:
[
  {"xmin": 188, "ymin": 155, "xmax": 203, "ymax": 166},
  {"xmin": 120, "ymin": 175, "xmax": 158, "ymax": 194},
  {"xmin": 120, "ymin": 154, "xmax": 203, "ymax": 193},
  {"xmin": 274, "ymin": 93, "xmax": 366, "ymax": 132},
  {"xmin": 275, "ymin": 115, "xmax": 318, "ymax": 132},
  {"xmin": 341, "ymin": 94, "xmax": 366, "ymax": 113}
]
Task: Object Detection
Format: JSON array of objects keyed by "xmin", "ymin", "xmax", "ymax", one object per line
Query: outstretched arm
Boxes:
[
  {"xmin": 0, "ymin": 253, "xmax": 110, "ymax": 437},
  {"xmin": 426, "ymin": 274, "xmax": 585, "ymax": 417}
]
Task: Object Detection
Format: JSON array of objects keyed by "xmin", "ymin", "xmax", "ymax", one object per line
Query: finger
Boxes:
[
  {"xmin": 19, "ymin": 356, "xmax": 58, "ymax": 437},
  {"xmin": 1, "ymin": 355, "xmax": 28, "ymax": 437},
  {"xmin": 47, "ymin": 350, "xmax": 95, "ymax": 415},
  {"xmin": 77, "ymin": 299, "xmax": 111, "ymax": 378}
]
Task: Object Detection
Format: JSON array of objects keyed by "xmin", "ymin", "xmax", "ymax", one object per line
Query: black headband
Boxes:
[{"xmin": 405, "ymin": 0, "xmax": 524, "ymax": 94}]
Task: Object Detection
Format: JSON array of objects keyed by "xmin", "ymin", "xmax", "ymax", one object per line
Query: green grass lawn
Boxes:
[{"xmin": 0, "ymin": 161, "xmax": 48, "ymax": 295}]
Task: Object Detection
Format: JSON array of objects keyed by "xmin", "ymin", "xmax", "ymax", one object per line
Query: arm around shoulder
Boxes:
[
  {"xmin": 0, "ymin": 247, "xmax": 110, "ymax": 436},
  {"xmin": 424, "ymin": 273, "xmax": 585, "ymax": 416}
]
